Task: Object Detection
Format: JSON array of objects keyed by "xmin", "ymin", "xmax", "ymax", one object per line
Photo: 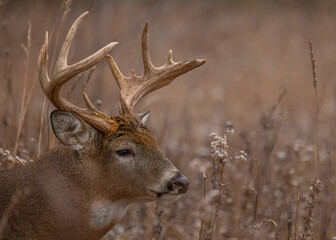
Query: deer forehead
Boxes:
[
  {"xmin": 90, "ymin": 199, "xmax": 128, "ymax": 229},
  {"xmin": 113, "ymin": 132, "xmax": 157, "ymax": 148},
  {"xmin": 109, "ymin": 116, "xmax": 158, "ymax": 147}
]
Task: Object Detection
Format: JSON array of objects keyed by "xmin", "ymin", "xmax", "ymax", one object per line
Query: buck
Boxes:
[{"xmin": 0, "ymin": 12, "xmax": 205, "ymax": 239}]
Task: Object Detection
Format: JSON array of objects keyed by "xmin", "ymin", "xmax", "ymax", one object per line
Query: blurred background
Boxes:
[{"xmin": 1, "ymin": 0, "xmax": 336, "ymax": 239}]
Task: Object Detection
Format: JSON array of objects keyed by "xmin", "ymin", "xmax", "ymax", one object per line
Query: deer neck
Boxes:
[{"xmin": 35, "ymin": 146, "xmax": 129, "ymax": 237}]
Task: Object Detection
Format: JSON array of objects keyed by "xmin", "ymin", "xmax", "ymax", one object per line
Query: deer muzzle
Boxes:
[{"xmin": 167, "ymin": 172, "xmax": 189, "ymax": 194}]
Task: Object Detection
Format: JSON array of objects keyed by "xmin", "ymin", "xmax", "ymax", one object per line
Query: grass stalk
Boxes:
[
  {"xmin": 199, "ymin": 172, "xmax": 206, "ymax": 240},
  {"xmin": 309, "ymin": 40, "xmax": 320, "ymax": 178},
  {"xmin": 207, "ymin": 149, "xmax": 226, "ymax": 240},
  {"xmin": 13, "ymin": 20, "xmax": 31, "ymax": 157},
  {"xmin": 49, "ymin": 0, "xmax": 72, "ymax": 75},
  {"xmin": 37, "ymin": 96, "xmax": 47, "ymax": 158},
  {"xmin": 322, "ymin": 201, "xmax": 336, "ymax": 240},
  {"xmin": 294, "ymin": 186, "xmax": 300, "ymax": 240},
  {"xmin": 253, "ymin": 158, "xmax": 261, "ymax": 221}
]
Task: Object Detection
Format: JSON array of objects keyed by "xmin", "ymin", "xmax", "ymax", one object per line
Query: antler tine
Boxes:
[
  {"xmin": 142, "ymin": 22, "xmax": 154, "ymax": 75},
  {"xmin": 38, "ymin": 11, "xmax": 119, "ymax": 134},
  {"xmin": 106, "ymin": 22, "xmax": 206, "ymax": 115},
  {"xmin": 55, "ymin": 11, "xmax": 88, "ymax": 72}
]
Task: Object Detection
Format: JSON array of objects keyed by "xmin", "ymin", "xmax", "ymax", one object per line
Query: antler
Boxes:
[
  {"xmin": 106, "ymin": 22, "xmax": 206, "ymax": 115},
  {"xmin": 38, "ymin": 11, "xmax": 119, "ymax": 134}
]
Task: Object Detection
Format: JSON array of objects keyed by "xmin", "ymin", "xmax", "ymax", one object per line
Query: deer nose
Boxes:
[{"xmin": 168, "ymin": 174, "xmax": 189, "ymax": 194}]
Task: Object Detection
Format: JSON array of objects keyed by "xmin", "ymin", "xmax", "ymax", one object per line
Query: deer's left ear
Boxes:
[
  {"xmin": 50, "ymin": 110, "xmax": 93, "ymax": 151},
  {"xmin": 136, "ymin": 110, "xmax": 150, "ymax": 125}
]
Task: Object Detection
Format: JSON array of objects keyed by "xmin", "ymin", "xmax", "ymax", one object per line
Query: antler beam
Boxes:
[
  {"xmin": 38, "ymin": 11, "xmax": 118, "ymax": 133},
  {"xmin": 106, "ymin": 22, "xmax": 206, "ymax": 115}
]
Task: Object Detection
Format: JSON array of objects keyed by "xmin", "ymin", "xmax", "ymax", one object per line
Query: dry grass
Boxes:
[{"xmin": 1, "ymin": 0, "xmax": 336, "ymax": 239}]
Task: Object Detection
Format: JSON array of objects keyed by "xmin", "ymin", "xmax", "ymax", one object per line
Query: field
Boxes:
[{"xmin": 1, "ymin": 0, "xmax": 336, "ymax": 239}]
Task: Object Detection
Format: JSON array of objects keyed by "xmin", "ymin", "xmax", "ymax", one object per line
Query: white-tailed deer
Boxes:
[{"xmin": 0, "ymin": 12, "xmax": 205, "ymax": 239}]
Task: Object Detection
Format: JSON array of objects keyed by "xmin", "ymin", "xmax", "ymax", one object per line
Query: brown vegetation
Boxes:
[{"xmin": 1, "ymin": 0, "xmax": 336, "ymax": 239}]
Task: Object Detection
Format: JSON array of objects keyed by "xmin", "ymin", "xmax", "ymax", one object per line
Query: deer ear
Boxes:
[
  {"xmin": 50, "ymin": 110, "xmax": 92, "ymax": 151},
  {"xmin": 135, "ymin": 110, "xmax": 150, "ymax": 125}
]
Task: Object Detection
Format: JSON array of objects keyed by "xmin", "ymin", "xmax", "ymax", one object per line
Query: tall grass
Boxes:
[{"xmin": 1, "ymin": 1, "xmax": 336, "ymax": 239}]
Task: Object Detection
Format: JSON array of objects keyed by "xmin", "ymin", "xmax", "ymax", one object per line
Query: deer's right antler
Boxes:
[
  {"xmin": 106, "ymin": 22, "xmax": 206, "ymax": 115},
  {"xmin": 38, "ymin": 11, "xmax": 119, "ymax": 134}
]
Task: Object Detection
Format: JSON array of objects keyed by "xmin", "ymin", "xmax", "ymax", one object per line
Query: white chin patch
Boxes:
[
  {"xmin": 90, "ymin": 199, "xmax": 128, "ymax": 229},
  {"xmin": 160, "ymin": 194, "xmax": 182, "ymax": 201}
]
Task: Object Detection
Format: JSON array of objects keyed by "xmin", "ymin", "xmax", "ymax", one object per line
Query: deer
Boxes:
[{"xmin": 0, "ymin": 11, "xmax": 205, "ymax": 240}]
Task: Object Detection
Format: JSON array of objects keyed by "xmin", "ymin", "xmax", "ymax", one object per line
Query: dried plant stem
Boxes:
[
  {"xmin": 199, "ymin": 172, "xmax": 206, "ymax": 240},
  {"xmin": 22, "ymin": 73, "xmax": 38, "ymax": 119},
  {"xmin": 294, "ymin": 186, "xmax": 300, "ymax": 240},
  {"xmin": 322, "ymin": 201, "xmax": 336, "ymax": 240},
  {"xmin": 37, "ymin": 96, "xmax": 47, "ymax": 158},
  {"xmin": 270, "ymin": 85, "xmax": 288, "ymax": 116},
  {"xmin": 302, "ymin": 179, "xmax": 323, "ymax": 240},
  {"xmin": 69, "ymin": 0, "xmax": 95, "ymax": 63},
  {"xmin": 88, "ymin": 0, "xmax": 96, "ymax": 12},
  {"xmin": 12, "ymin": 73, "xmax": 37, "ymax": 155},
  {"xmin": 66, "ymin": 74, "xmax": 82, "ymax": 100},
  {"xmin": 309, "ymin": 40, "xmax": 320, "ymax": 177},
  {"xmin": 2, "ymin": 49, "xmax": 14, "ymax": 147},
  {"xmin": 287, "ymin": 199, "xmax": 292, "ymax": 240},
  {"xmin": 207, "ymin": 162, "xmax": 225, "ymax": 240},
  {"xmin": 206, "ymin": 130, "xmax": 239, "ymax": 240},
  {"xmin": 13, "ymin": 20, "xmax": 32, "ymax": 157},
  {"xmin": 81, "ymin": 66, "xmax": 96, "ymax": 92},
  {"xmin": 70, "ymin": 10, "xmax": 87, "ymax": 63},
  {"xmin": 49, "ymin": 0, "xmax": 72, "ymax": 75},
  {"xmin": 47, "ymin": 0, "xmax": 69, "ymax": 40},
  {"xmin": 253, "ymin": 158, "xmax": 261, "ymax": 221}
]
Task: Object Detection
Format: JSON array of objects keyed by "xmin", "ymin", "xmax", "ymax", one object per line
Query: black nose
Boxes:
[{"xmin": 168, "ymin": 174, "xmax": 189, "ymax": 194}]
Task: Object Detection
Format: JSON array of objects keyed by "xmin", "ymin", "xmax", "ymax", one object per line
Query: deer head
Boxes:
[{"xmin": 36, "ymin": 11, "xmax": 205, "ymax": 235}]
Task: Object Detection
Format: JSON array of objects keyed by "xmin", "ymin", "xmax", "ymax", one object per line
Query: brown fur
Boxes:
[
  {"xmin": 0, "ymin": 114, "xmax": 182, "ymax": 240},
  {"xmin": 110, "ymin": 114, "xmax": 158, "ymax": 146}
]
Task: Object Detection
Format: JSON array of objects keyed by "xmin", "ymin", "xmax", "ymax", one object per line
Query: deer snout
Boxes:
[{"xmin": 167, "ymin": 173, "xmax": 189, "ymax": 194}]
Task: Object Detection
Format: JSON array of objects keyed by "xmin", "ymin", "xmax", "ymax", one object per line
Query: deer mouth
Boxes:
[
  {"xmin": 149, "ymin": 189, "xmax": 183, "ymax": 201},
  {"xmin": 148, "ymin": 172, "xmax": 189, "ymax": 200}
]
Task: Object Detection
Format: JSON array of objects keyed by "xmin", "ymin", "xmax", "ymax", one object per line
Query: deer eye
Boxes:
[{"xmin": 116, "ymin": 149, "xmax": 131, "ymax": 156}]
